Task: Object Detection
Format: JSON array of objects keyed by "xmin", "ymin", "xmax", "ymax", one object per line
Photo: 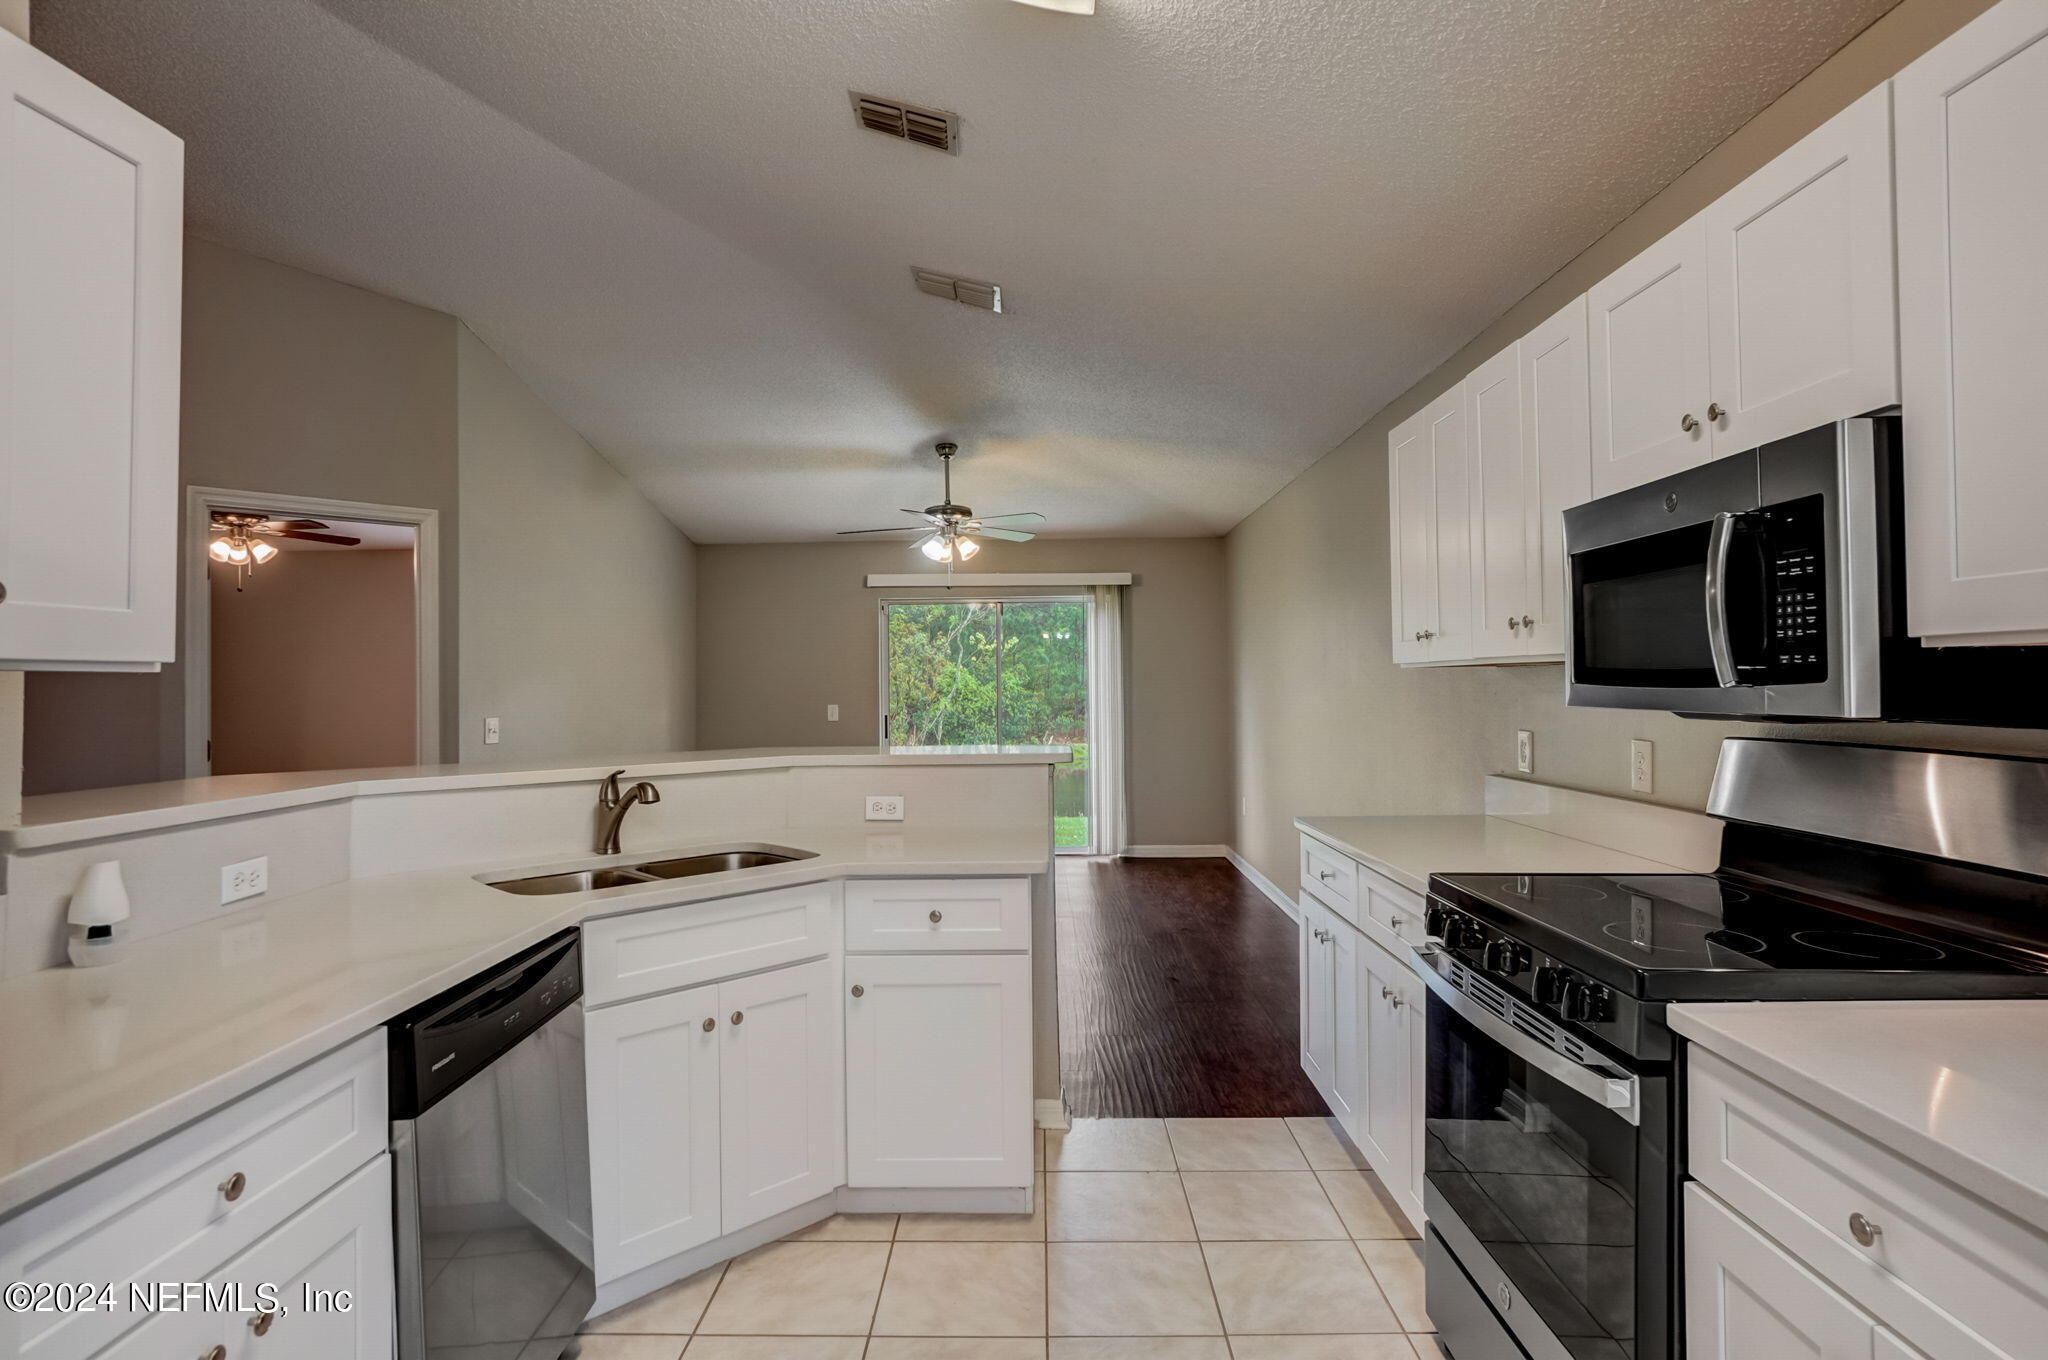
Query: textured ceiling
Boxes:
[{"xmin": 38, "ymin": 0, "xmax": 1897, "ymax": 541}]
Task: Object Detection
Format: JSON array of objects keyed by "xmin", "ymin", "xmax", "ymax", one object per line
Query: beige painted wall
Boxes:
[
  {"xmin": 0, "ymin": 673, "xmax": 21, "ymax": 829},
  {"xmin": 695, "ymin": 539, "xmax": 1234, "ymax": 846},
  {"xmin": 1226, "ymin": 0, "xmax": 2048, "ymax": 895},
  {"xmin": 0, "ymin": 0, "xmax": 26, "ymax": 43},
  {"xmin": 456, "ymin": 326, "xmax": 697, "ymax": 762},
  {"xmin": 210, "ymin": 549, "xmax": 417, "ymax": 774}
]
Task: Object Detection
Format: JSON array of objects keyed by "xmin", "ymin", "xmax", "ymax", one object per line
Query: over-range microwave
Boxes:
[{"xmin": 1562, "ymin": 414, "xmax": 2047, "ymax": 724}]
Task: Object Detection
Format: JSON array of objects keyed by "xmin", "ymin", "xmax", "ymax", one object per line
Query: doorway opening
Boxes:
[
  {"xmin": 880, "ymin": 597, "xmax": 1096, "ymax": 852},
  {"xmin": 185, "ymin": 488, "xmax": 440, "ymax": 776}
]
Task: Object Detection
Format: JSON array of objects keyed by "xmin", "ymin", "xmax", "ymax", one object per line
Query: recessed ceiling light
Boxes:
[{"xmin": 1010, "ymin": 0, "xmax": 1095, "ymax": 12}]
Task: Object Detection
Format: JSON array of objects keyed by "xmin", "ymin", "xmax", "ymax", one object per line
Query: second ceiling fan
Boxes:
[{"xmin": 837, "ymin": 443, "xmax": 1045, "ymax": 562}]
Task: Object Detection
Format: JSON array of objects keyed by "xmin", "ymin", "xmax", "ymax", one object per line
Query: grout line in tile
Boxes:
[{"xmin": 688, "ymin": 1257, "xmax": 733, "ymax": 1337}]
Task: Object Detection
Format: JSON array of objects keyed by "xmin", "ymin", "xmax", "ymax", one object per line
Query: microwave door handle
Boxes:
[{"xmin": 1705, "ymin": 511, "xmax": 1741, "ymax": 688}]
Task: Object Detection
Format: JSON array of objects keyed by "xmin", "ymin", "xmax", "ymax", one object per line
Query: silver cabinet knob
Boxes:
[
  {"xmin": 850, "ymin": 985, "xmax": 864, "ymax": 998},
  {"xmin": 730, "ymin": 1011, "xmax": 745, "ymax": 1026},
  {"xmin": 0, "ymin": 582, "xmax": 7, "ymax": 604},
  {"xmin": 1318, "ymin": 869, "xmax": 1335, "ymax": 881},
  {"xmin": 1381, "ymin": 986, "xmax": 1394, "ymax": 1000},
  {"xmin": 1424, "ymin": 630, "xmax": 1436, "ymax": 640},
  {"xmin": 1389, "ymin": 994, "xmax": 1406, "ymax": 1009},
  {"xmin": 1521, "ymin": 615, "xmax": 1534, "ymax": 630},
  {"xmin": 1508, "ymin": 616, "xmax": 1520, "ymax": 630},
  {"xmin": 1413, "ymin": 631, "xmax": 1424, "ymax": 642},
  {"xmin": 702, "ymin": 1017, "xmax": 716, "ymax": 1032},
  {"xmin": 1848, "ymin": 1212, "xmax": 1881, "ymax": 1247},
  {"xmin": 1707, "ymin": 402, "xmax": 1726, "ymax": 422},
  {"xmin": 929, "ymin": 909, "xmax": 944, "ymax": 923},
  {"xmin": 201, "ymin": 1348, "xmax": 227, "ymax": 1360},
  {"xmin": 218, "ymin": 1171, "xmax": 248, "ymax": 1202},
  {"xmin": 1681, "ymin": 413, "xmax": 1700, "ymax": 432},
  {"xmin": 250, "ymin": 1310, "xmax": 276, "ymax": 1336},
  {"xmin": 1389, "ymin": 915, "xmax": 1404, "ymax": 930}
]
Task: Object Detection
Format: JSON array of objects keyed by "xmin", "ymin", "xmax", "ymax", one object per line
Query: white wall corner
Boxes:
[
  {"xmin": 1229, "ymin": 849, "xmax": 1299, "ymax": 922},
  {"xmin": 1034, "ymin": 1097, "xmax": 1071, "ymax": 1131},
  {"xmin": 0, "ymin": 671, "xmax": 23, "ymax": 831}
]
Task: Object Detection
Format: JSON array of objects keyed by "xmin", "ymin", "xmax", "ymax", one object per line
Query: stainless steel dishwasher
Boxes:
[{"xmin": 389, "ymin": 928, "xmax": 594, "ymax": 1360}]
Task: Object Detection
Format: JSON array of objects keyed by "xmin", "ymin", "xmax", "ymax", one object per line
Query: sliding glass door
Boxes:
[{"xmin": 883, "ymin": 599, "xmax": 1092, "ymax": 852}]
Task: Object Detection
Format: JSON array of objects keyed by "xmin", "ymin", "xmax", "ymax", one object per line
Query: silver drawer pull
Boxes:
[
  {"xmin": 1389, "ymin": 995, "xmax": 1406, "ymax": 1009},
  {"xmin": 218, "ymin": 1171, "xmax": 248, "ymax": 1202},
  {"xmin": 929, "ymin": 909, "xmax": 944, "ymax": 923},
  {"xmin": 730, "ymin": 1011, "xmax": 745, "ymax": 1026},
  {"xmin": 850, "ymin": 985, "xmax": 864, "ymax": 998},
  {"xmin": 250, "ymin": 1309, "xmax": 276, "ymax": 1336},
  {"xmin": 1389, "ymin": 915, "xmax": 1404, "ymax": 930},
  {"xmin": 702, "ymin": 1017, "xmax": 716, "ymax": 1032},
  {"xmin": 1848, "ymin": 1212, "xmax": 1881, "ymax": 1247},
  {"xmin": 1318, "ymin": 869, "xmax": 1335, "ymax": 881}
]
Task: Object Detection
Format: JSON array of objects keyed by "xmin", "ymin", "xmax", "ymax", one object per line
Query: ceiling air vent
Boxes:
[
  {"xmin": 852, "ymin": 92, "xmax": 960, "ymax": 154},
  {"xmin": 912, "ymin": 268, "xmax": 1003, "ymax": 314}
]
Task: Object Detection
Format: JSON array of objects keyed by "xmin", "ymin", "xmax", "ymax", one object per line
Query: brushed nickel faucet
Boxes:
[{"xmin": 595, "ymin": 769, "xmax": 662, "ymax": 855}]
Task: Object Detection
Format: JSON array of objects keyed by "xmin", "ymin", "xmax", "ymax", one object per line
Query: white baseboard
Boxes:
[
  {"xmin": 1122, "ymin": 843, "xmax": 1232, "ymax": 858},
  {"xmin": 1228, "ymin": 849, "xmax": 1300, "ymax": 922}
]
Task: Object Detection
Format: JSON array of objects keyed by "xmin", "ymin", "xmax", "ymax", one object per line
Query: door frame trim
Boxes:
[{"xmin": 182, "ymin": 486, "xmax": 442, "ymax": 776}]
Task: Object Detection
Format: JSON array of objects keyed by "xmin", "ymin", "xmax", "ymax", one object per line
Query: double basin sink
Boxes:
[{"xmin": 484, "ymin": 845, "xmax": 816, "ymax": 896}]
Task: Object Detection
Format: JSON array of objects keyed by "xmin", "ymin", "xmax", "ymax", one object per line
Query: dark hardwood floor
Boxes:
[{"xmin": 1055, "ymin": 855, "xmax": 1330, "ymax": 1119}]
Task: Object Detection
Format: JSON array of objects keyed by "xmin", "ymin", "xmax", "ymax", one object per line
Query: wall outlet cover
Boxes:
[
  {"xmin": 864, "ymin": 794, "xmax": 905, "ymax": 821},
  {"xmin": 221, "ymin": 856, "xmax": 269, "ymax": 905},
  {"xmin": 1630, "ymin": 739, "xmax": 1655, "ymax": 794},
  {"xmin": 1515, "ymin": 729, "xmax": 1534, "ymax": 774},
  {"xmin": 827, "ymin": 704, "xmax": 840, "ymax": 722}
]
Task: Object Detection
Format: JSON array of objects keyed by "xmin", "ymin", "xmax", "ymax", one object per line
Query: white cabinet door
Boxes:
[
  {"xmin": 1589, "ymin": 219, "xmax": 1712, "ymax": 495},
  {"xmin": 1299, "ymin": 903, "xmax": 1335, "ymax": 1099},
  {"xmin": 234, "ymin": 1156, "xmax": 395, "ymax": 1360},
  {"xmin": 1685, "ymin": 1183, "xmax": 1876, "ymax": 1360},
  {"xmin": 1388, "ymin": 388, "xmax": 1470, "ymax": 663},
  {"xmin": 1328, "ymin": 919, "xmax": 1364, "ymax": 1130},
  {"xmin": 585, "ymin": 983, "xmax": 723, "ymax": 1281},
  {"xmin": 1704, "ymin": 84, "xmax": 1897, "ymax": 458},
  {"xmin": 0, "ymin": 29, "xmax": 181, "ymax": 669},
  {"xmin": 1465, "ymin": 342, "xmax": 1531, "ymax": 659},
  {"xmin": 845, "ymin": 952, "xmax": 1033, "ymax": 1188},
  {"xmin": 719, "ymin": 957, "xmax": 843, "ymax": 1232},
  {"xmin": 1518, "ymin": 295, "xmax": 1592, "ymax": 657},
  {"xmin": 1361, "ymin": 951, "xmax": 1415, "ymax": 1206},
  {"xmin": 1898, "ymin": 0, "xmax": 2048, "ymax": 645}
]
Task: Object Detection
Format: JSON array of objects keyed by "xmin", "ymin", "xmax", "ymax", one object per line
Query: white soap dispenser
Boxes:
[{"xmin": 67, "ymin": 861, "xmax": 131, "ymax": 968}]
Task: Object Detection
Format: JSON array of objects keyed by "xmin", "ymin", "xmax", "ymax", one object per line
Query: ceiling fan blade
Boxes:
[
  {"xmin": 969, "ymin": 512, "xmax": 1046, "ymax": 526},
  {"xmin": 837, "ymin": 526, "xmax": 927, "ymax": 535},
  {"xmin": 271, "ymin": 529, "xmax": 362, "ymax": 545},
  {"xmin": 970, "ymin": 527, "xmax": 1036, "ymax": 542},
  {"xmin": 262, "ymin": 518, "xmax": 331, "ymax": 530}
]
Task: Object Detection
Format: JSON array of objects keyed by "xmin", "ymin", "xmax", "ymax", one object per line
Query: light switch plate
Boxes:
[
  {"xmin": 1515, "ymin": 730, "xmax": 1534, "ymax": 774},
  {"xmin": 483, "ymin": 716, "xmax": 501, "ymax": 745},
  {"xmin": 221, "ymin": 856, "xmax": 269, "ymax": 904},
  {"xmin": 827, "ymin": 704, "xmax": 840, "ymax": 722},
  {"xmin": 865, "ymin": 794, "xmax": 905, "ymax": 821},
  {"xmin": 1630, "ymin": 740, "xmax": 1654, "ymax": 794}
]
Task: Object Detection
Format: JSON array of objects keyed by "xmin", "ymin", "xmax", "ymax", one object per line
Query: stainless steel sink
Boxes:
[
  {"xmin": 487, "ymin": 867, "xmax": 659, "ymax": 896},
  {"xmin": 634, "ymin": 851, "xmax": 801, "ymax": 880},
  {"xmin": 482, "ymin": 845, "xmax": 815, "ymax": 895}
]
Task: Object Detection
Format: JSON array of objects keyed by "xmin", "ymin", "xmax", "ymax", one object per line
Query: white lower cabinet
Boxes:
[
  {"xmin": 1685, "ymin": 1183, "xmax": 1921, "ymax": 1360},
  {"xmin": 1300, "ymin": 900, "xmax": 1336, "ymax": 1097},
  {"xmin": 1358, "ymin": 943, "xmax": 1423, "ymax": 1218},
  {"xmin": 585, "ymin": 956, "xmax": 843, "ymax": 1283},
  {"xmin": 845, "ymin": 952, "xmax": 1034, "ymax": 1189}
]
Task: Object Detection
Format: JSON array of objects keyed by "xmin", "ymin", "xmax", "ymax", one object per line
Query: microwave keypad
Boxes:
[{"xmin": 1768, "ymin": 540, "xmax": 1827, "ymax": 680}]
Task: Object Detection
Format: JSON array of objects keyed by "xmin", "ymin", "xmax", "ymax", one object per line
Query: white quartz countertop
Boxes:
[
  {"xmin": 1294, "ymin": 814, "xmax": 1691, "ymax": 895},
  {"xmin": 0, "ymin": 822, "xmax": 1049, "ymax": 1216},
  {"xmin": 4, "ymin": 745, "xmax": 1070, "ymax": 851},
  {"xmin": 1671, "ymin": 999, "xmax": 2048, "ymax": 1229}
]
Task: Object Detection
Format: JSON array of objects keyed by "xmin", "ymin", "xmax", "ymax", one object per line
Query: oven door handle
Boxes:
[
  {"xmin": 1705, "ymin": 511, "xmax": 1741, "ymax": 689},
  {"xmin": 1418, "ymin": 960, "xmax": 1640, "ymax": 1125}
]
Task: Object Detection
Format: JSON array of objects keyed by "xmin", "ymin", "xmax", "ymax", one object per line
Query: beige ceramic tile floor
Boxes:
[{"xmin": 572, "ymin": 1118, "xmax": 1436, "ymax": 1359}]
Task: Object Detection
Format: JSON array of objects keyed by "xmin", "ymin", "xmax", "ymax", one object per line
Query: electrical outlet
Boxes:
[
  {"xmin": 221, "ymin": 856, "xmax": 269, "ymax": 905},
  {"xmin": 1630, "ymin": 739, "xmax": 1655, "ymax": 794},
  {"xmin": 827, "ymin": 704, "xmax": 840, "ymax": 722},
  {"xmin": 864, "ymin": 794, "xmax": 905, "ymax": 821},
  {"xmin": 1515, "ymin": 729, "xmax": 1534, "ymax": 774},
  {"xmin": 484, "ymin": 716, "xmax": 501, "ymax": 745}
]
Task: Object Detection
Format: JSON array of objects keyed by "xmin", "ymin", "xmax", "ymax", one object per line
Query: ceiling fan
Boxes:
[
  {"xmin": 207, "ymin": 510, "xmax": 362, "ymax": 586},
  {"xmin": 837, "ymin": 443, "xmax": 1045, "ymax": 563}
]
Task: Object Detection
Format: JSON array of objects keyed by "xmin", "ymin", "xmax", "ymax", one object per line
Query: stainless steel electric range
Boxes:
[{"xmin": 1417, "ymin": 739, "xmax": 2048, "ymax": 1360}]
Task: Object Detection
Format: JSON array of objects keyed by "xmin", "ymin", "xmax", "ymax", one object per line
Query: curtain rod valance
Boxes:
[{"xmin": 864, "ymin": 572, "xmax": 1133, "ymax": 588}]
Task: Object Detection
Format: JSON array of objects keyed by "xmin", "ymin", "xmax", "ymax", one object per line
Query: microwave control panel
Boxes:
[{"xmin": 1763, "ymin": 495, "xmax": 1828, "ymax": 683}]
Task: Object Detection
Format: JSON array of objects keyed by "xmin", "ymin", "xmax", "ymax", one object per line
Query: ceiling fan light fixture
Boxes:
[
  {"xmin": 919, "ymin": 533, "xmax": 953, "ymax": 563},
  {"xmin": 249, "ymin": 540, "xmax": 278, "ymax": 564},
  {"xmin": 208, "ymin": 538, "xmax": 236, "ymax": 563},
  {"xmin": 953, "ymin": 535, "xmax": 981, "ymax": 561}
]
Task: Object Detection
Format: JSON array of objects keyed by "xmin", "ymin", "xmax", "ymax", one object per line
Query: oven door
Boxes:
[{"xmin": 1422, "ymin": 963, "xmax": 1670, "ymax": 1360}]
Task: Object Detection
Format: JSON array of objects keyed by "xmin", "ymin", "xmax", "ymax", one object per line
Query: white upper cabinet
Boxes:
[
  {"xmin": 1588, "ymin": 218, "xmax": 1713, "ymax": 495},
  {"xmin": 1897, "ymin": 0, "xmax": 2048, "ymax": 645},
  {"xmin": 1704, "ymin": 85, "xmax": 1898, "ymax": 457},
  {"xmin": 1387, "ymin": 387, "xmax": 1471, "ymax": 664},
  {"xmin": 1463, "ymin": 296, "xmax": 1592, "ymax": 661},
  {"xmin": 0, "ymin": 30, "xmax": 182, "ymax": 670}
]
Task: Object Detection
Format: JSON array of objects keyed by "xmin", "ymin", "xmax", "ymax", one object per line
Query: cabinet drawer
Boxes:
[
  {"xmin": 1688, "ymin": 1046, "xmax": 2047, "ymax": 1360},
  {"xmin": 1299, "ymin": 837, "xmax": 1359, "ymax": 921},
  {"xmin": 583, "ymin": 881, "xmax": 838, "ymax": 1006},
  {"xmin": 1362, "ymin": 875, "xmax": 1425, "ymax": 947},
  {"xmin": 844, "ymin": 878, "xmax": 1030, "ymax": 953},
  {"xmin": 0, "ymin": 1031, "xmax": 387, "ymax": 1360}
]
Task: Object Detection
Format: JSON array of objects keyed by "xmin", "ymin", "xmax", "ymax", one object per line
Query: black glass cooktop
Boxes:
[{"xmin": 1432, "ymin": 871, "xmax": 2048, "ymax": 999}]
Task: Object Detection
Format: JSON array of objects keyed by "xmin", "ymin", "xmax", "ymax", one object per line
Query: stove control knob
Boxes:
[
  {"xmin": 1424, "ymin": 903, "xmax": 1451, "ymax": 940},
  {"xmin": 1534, "ymin": 966, "xmax": 1571, "ymax": 1008},
  {"xmin": 1484, "ymin": 940, "xmax": 1530, "ymax": 976},
  {"xmin": 1564, "ymin": 982, "xmax": 1612, "ymax": 1024}
]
